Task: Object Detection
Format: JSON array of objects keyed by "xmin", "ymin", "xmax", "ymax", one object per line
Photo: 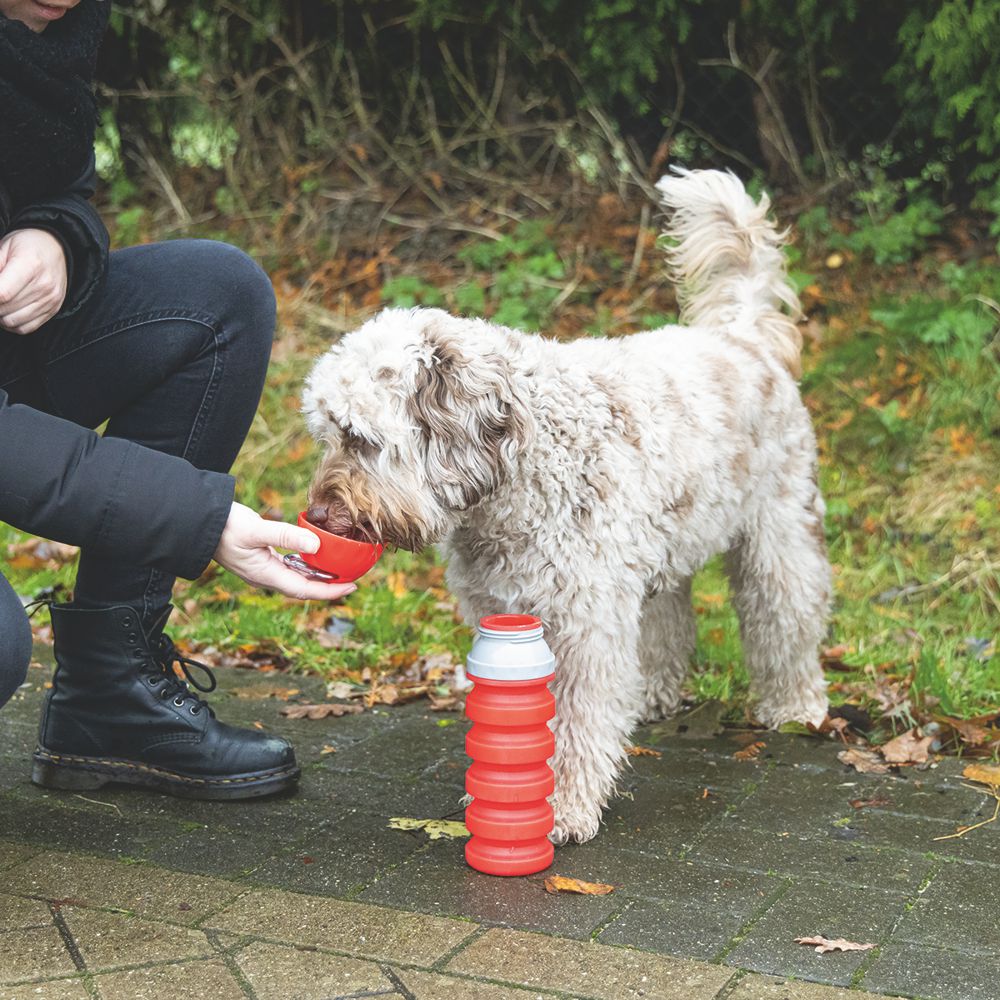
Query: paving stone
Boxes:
[
  {"xmin": 0, "ymin": 789, "xmax": 176, "ymax": 860},
  {"xmin": 233, "ymin": 940, "xmax": 391, "ymax": 998},
  {"xmin": 862, "ymin": 942, "xmax": 1000, "ymax": 1000},
  {"xmin": 242, "ymin": 804, "xmax": 429, "ymax": 897},
  {"xmin": 558, "ymin": 846, "xmax": 779, "ymax": 908},
  {"xmin": 60, "ymin": 909, "xmax": 213, "ymax": 970},
  {"xmin": 0, "ymin": 843, "xmax": 39, "ymax": 873},
  {"xmin": 689, "ymin": 823, "xmax": 934, "ymax": 892},
  {"xmin": 725, "ymin": 882, "xmax": 904, "ymax": 986},
  {"xmin": 728, "ymin": 972, "xmax": 901, "ymax": 999},
  {"xmin": 325, "ymin": 714, "xmax": 469, "ymax": 782},
  {"xmin": 832, "ymin": 774, "xmax": 989, "ymax": 823},
  {"xmin": 0, "ymin": 896, "xmax": 52, "ymax": 932},
  {"xmin": 627, "ymin": 743, "xmax": 765, "ymax": 792},
  {"xmin": 890, "ymin": 860, "xmax": 1000, "ymax": 956},
  {"xmin": 590, "ymin": 777, "xmax": 736, "ymax": 856},
  {"xmin": 393, "ymin": 968, "xmax": 550, "ymax": 999},
  {"xmin": 446, "ymin": 927, "xmax": 734, "ymax": 998},
  {"xmin": 722, "ymin": 771, "xmax": 853, "ymax": 835},
  {"xmin": 599, "ymin": 893, "xmax": 772, "ymax": 962},
  {"xmin": 0, "ymin": 979, "xmax": 91, "ymax": 1000},
  {"xmin": 360, "ymin": 840, "xmax": 615, "ymax": 939},
  {"xmin": 93, "ymin": 959, "xmax": 245, "ymax": 1000},
  {"xmin": 305, "ymin": 760, "xmax": 467, "ymax": 817},
  {"xmin": 0, "ymin": 927, "xmax": 76, "ymax": 985},
  {"xmin": 208, "ymin": 887, "xmax": 476, "ymax": 965},
  {"xmin": 844, "ymin": 807, "xmax": 1000, "ymax": 864},
  {"xmin": 3, "ymin": 852, "xmax": 242, "ymax": 925}
]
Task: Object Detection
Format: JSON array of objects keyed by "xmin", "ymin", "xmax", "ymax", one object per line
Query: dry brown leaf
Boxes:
[
  {"xmin": 279, "ymin": 703, "xmax": 364, "ymax": 720},
  {"xmin": 544, "ymin": 875, "xmax": 615, "ymax": 896},
  {"xmin": 734, "ymin": 741, "xmax": 766, "ymax": 761},
  {"xmin": 849, "ymin": 796, "xmax": 892, "ymax": 810},
  {"xmin": 428, "ymin": 694, "xmax": 460, "ymax": 711},
  {"xmin": 625, "ymin": 746, "xmax": 663, "ymax": 758},
  {"xmin": 795, "ymin": 935, "xmax": 875, "ymax": 954},
  {"xmin": 838, "ymin": 747, "xmax": 890, "ymax": 774},
  {"xmin": 229, "ymin": 685, "xmax": 300, "ymax": 700},
  {"xmin": 880, "ymin": 729, "xmax": 933, "ymax": 765},
  {"xmin": 963, "ymin": 763, "xmax": 1000, "ymax": 787}
]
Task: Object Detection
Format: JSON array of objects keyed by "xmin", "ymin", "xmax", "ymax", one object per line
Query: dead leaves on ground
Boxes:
[
  {"xmin": 734, "ymin": 740, "xmax": 767, "ymax": 761},
  {"xmin": 795, "ymin": 935, "xmax": 875, "ymax": 955},
  {"xmin": 388, "ymin": 817, "xmax": 469, "ymax": 840},
  {"xmin": 279, "ymin": 703, "xmax": 363, "ymax": 720},
  {"xmin": 544, "ymin": 875, "xmax": 615, "ymax": 896},
  {"xmin": 6, "ymin": 537, "xmax": 78, "ymax": 570}
]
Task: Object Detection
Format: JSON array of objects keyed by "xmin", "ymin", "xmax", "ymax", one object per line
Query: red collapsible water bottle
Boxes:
[{"xmin": 464, "ymin": 614, "xmax": 556, "ymax": 876}]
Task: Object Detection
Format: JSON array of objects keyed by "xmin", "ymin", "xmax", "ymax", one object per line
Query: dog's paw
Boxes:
[
  {"xmin": 549, "ymin": 800, "xmax": 602, "ymax": 845},
  {"xmin": 755, "ymin": 693, "xmax": 829, "ymax": 729}
]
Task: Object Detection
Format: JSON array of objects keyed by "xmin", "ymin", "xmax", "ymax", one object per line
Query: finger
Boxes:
[
  {"xmin": 1, "ymin": 302, "xmax": 50, "ymax": 335},
  {"xmin": 254, "ymin": 520, "xmax": 321, "ymax": 554},
  {"xmin": 258, "ymin": 559, "xmax": 358, "ymax": 601},
  {"xmin": 0, "ymin": 256, "xmax": 37, "ymax": 311}
]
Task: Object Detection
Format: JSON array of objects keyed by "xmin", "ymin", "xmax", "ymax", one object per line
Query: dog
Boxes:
[{"xmin": 301, "ymin": 169, "xmax": 831, "ymax": 844}]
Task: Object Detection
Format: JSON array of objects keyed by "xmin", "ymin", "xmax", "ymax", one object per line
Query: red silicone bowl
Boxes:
[{"xmin": 297, "ymin": 511, "xmax": 384, "ymax": 582}]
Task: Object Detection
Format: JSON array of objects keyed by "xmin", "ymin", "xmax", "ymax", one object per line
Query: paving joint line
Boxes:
[
  {"xmin": 206, "ymin": 927, "xmax": 258, "ymax": 1000},
  {"xmin": 49, "ymin": 902, "xmax": 87, "ymax": 973},
  {"xmin": 380, "ymin": 965, "xmax": 417, "ymax": 1000},
  {"xmin": 588, "ymin": 893, "xmax": 634, "ymax": 941},
  {"xmin": 710, "ymin": 876, "xmax": 794, "ymax": 964},
  {"xmin": 428, "ymin": 923, "xmax": 488, "ymax": 972},
  {"xmin": 849, "ymin": 856, "xmax": 946, "ymax": 989}
]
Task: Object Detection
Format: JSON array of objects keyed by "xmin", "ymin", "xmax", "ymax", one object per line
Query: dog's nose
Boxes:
[{"xmin": 306, "ymin": 504, "xmax": 330, "ymax": 527}]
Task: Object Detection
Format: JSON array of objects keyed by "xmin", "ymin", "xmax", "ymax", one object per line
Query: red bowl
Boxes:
[{"xmin": 296, "ymin": 511, "xmax": 384, "ymax": 582}]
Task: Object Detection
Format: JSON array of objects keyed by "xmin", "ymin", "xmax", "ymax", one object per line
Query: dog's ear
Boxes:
[{"xmin": 409, "ymin": 319, "xmax": 531, "ymax": 509}]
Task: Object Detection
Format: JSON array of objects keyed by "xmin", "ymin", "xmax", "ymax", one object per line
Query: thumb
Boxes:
[{"xmin": 258, "ymin": 520, "xmax": 320, "ymax": 554}]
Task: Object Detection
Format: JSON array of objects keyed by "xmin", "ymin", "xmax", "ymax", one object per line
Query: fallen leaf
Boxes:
[
  {"xmin": 825, "ymin": 252, "xmax": 844, "ymax": 269},
  {"xmin": 428, "ymin": 694, "xmax": 460, "ymax": 711},
  {"xmin": 625, "ymin": 746, "xmax": 662, "ymax": 758},
  {"xmin": 963, "ymin": 763, "xmax": 1000, "ymax": 787},
  {"xmin": 838, "ymin": 747, "xmax": 890, "ymax": 774},
  {"xmin": 326, "ymin": 681, "xmax": 360, "ymax": 700},
  {"xmin": 544, "ymin": 875, "xmax": 615, "ymax": 896},
  {"xmin": 229, "ymin": 685, "xmax": 300, "ymax": 700},
  {"xmin": 734, "ymin": 741, "xmax": 766, "ymax": 761},
  {"xmin": 795, "ymin": 935, "xmax": 875, "ymax": 954},
  {"xmin": 388, "ymin": 817, "xmax": 469, "ymax": 840},
  {"xmin": 849, "ymin": 796, "xmax": 892, "ymax": 810},
  {"xmin": 386, "ymin": 571, "xmax": 409, "ymax": 599},
  {"xmin": 279, "ymin": 703, "xmax": 364, "ymax": 720},
  {"xmin": 880, "ymin": 729, "xmax": 933, "ymax": 765},
  {"xmin": 320, "ymin": 745, "xmax": 337, "ymax": 755}
]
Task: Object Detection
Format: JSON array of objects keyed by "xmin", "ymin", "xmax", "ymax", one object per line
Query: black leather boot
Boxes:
[{"xmin": 32, "ymin": 604, "xmax": 299, "ymax": 800}]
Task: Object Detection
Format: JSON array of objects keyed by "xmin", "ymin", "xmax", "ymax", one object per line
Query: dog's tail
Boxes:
[{"xmin": 656, "ymin": 168, "xmax": 802, "ymax": 378}]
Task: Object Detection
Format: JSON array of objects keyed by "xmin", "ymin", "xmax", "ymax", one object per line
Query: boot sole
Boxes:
[{"xmin": 31, "ymin": 747, "xmax": 299, "ymax": 801}]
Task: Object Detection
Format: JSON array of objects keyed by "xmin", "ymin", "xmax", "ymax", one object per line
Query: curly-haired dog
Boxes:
[{"xmin": 302, "ymin": 169, "xmax": 830, "ymax": 844}]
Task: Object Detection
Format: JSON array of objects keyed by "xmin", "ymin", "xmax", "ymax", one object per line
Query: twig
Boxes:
[
  {"xmin": 74, "ymin": 795, "xmax": 123, "ymax": 817},
  {"xmin": 932, "ymin": 785, "xmax": 1000, "ymax": 841}
]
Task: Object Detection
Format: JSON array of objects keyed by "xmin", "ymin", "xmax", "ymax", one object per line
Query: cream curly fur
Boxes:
[{"xmin": 302, "ymin": 168, "xmax": 830, "ymax": 845}]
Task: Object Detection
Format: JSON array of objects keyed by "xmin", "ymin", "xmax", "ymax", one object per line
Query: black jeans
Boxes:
[{"xmin": 0, "ymin": 239, "xmax": 276, "ymax": 706}]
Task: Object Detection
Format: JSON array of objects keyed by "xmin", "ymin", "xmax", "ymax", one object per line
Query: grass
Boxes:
[{"xmin": 3, "ymin": 209, "xmax": 998, "ymax": 731}]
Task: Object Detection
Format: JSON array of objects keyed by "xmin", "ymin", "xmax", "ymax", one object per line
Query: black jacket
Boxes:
[
  {"xmin": 0, "ymin": 163, "xmax": 235, "ymax": 583},
  {"xmin": 0, "ymin": 153, "xmax": 108, "ymax": 318}
]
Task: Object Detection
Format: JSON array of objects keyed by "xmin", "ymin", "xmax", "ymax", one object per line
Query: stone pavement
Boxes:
[{"xmin": 1, "ymin": 656, "xmax": 997, "ymax": 1000}]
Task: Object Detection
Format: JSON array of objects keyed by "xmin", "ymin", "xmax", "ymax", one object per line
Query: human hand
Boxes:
[
  {"xmin": 213, "ymin": 502, "xmax": 358, "ymax": 601},
  {"xmin": 0, "ymin": 229, "xmax": 68, "ymax": 335}
]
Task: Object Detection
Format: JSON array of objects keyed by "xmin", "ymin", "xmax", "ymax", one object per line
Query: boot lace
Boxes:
[{"xmin": 148, "ymin": 634, "xmax": 218, "ymax": 715}]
